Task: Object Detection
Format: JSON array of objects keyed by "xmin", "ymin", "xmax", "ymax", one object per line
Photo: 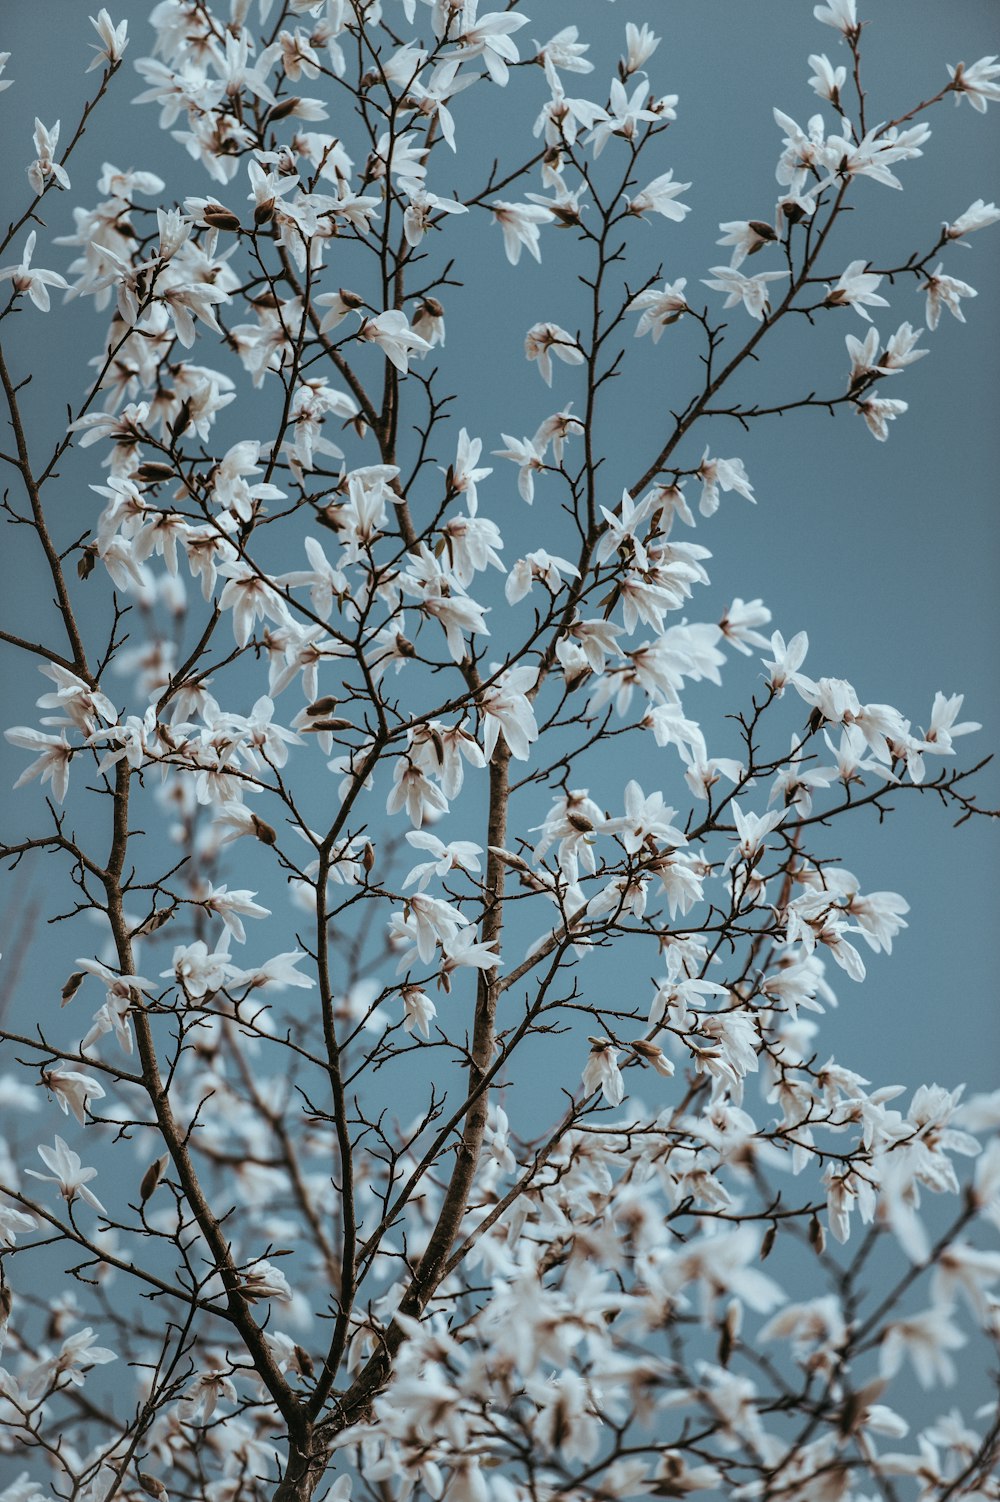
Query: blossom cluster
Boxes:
[{"xmin": 0, "ymin": 4, "xmax": 997, "ymax": 1502}]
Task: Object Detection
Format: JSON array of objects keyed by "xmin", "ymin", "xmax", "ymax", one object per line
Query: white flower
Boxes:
[
  {"xmin": 524, "ymin": 322, "xmax": 584, "ymax": 385},
  {"xmin": 358, "ymin": 309, "xmax": 432, "ymax": 372},
  {"xmin": 628, "ymin": 278, "xmax": 689, "ymax": 341},
  {"xmin": 945, "ymin": 198, "xmax": 1000, "ymax": 238},
  {"xmin": 403, "ymin": 832, "xmax": 482, "ymax": 891},
  {"xmin": 164, "ymin": 938, "xmax": 236, "ymax": 999},
  {"xmin": 25, "ymin": 1136, "xmax": 106, "ymax": 1213},
  {"xmin": 625, "ymin": 170, "xmax": 692, "ymax": 222},
  {"xmin": 401, "ymin": 985, "xmax": 437, "ymax": 1038},
  {"xmin": 28, "ymin": 1327, "xmax": 116, "ymax": 1397},
  {"xmin": 808, "ymin": 53, "xmax": 846, "ymax": 103},
  {"xmin": 623, "ymin": 22, "xmax": 660, "ymax": 75},
  {"xmin": 702, "ymin": 266, "xmax": 789, "ymax": 321},
  {"xmin": 445, "ymin": 428, "xmax": 492, "ymax": 515},
  {"xmin": 402, "ymin": 188, "xmax": 467, "ymax": 248},
  {"xmin": 880, "ymin": 1306, "xmax": 966, "ymax": 1388},
  {"xmin": 199, "ymin": 883, "xmax": 271, "ymax": 943},
  {"xmin": 391, "ymin": 893, "xmax": 470, "ymax": 966},
  {"xmin": 0, "ymin": 1204, "xmax": 37, "ymax": 1247},
  {"xmin": 480, "ymin": 666, "xmax": 539, "ymax": 761},
  {"xmin": 857, "ymin": 391, "xmax": 908, "ymax": 441},
  {"xmin": 41, "ymin": 1069, "xmax": 106, "ymax": 1126},
  {"xmin": 813, "ymin": 0, "xmax": 859, "ymax": 37},
  {"xmin": 505, "ymin": 549, "xmax": 579, "ymax": 604},
  {"xmin": 948, "ymin": 55, "xmax": 1000, "ymax": 112},
  {"xmin": 28, "ymin": 119, "xmax": 70, "ymax": 195},
  {"xmin": 697, "ymin": 450, "xmax": 755, "ymax": 517},
  {"xmin": 0, "ymin": 231, "xmax": 68, "ymax": 311},
  {"xmin": 4, "ymin": 726, "xmax": 73, "ymax": 802},
  {"xmin": 922, "ymin": 263, "xmax": 977, "ymax": 329},
  {"xmin": 490, "ymin": 201, "xmax": 555, "ymax": 264},
  {"xmin": 218, "ymin": 559, "xmax": 292, "ymax": 646},
  {"xmin": 240, "ymin": 1259, "xmax": 292, "ymax": 1304},
  {"xmin": 492, "ymin": 432, "xmax": 546, "ymax": 503},
  {"xmin": 387, "ymin": 761, "xmax": 450, "ymax": 828},
  {"xmin": 824, "ymin": 261, "xmax": 890, "ymax": 321},
  {"xmin": 229, "ymin": 951, "xmax": 316, "ymax": 993},
  {"xmin": 87, "ymin": 10, "xmax": 129, "ymax": 70},
  {"xmin": 582, "ymin": 1038, "xmax": 625, "ymax": 1107}
]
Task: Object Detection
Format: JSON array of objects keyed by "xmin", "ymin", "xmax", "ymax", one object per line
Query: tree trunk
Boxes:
[{"xmin": 272, "ymin": 1434, "xmax": 334, "ymax": 1502}]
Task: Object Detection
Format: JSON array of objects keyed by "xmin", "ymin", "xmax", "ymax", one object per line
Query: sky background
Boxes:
[{"xmin": 0, "ymin": 0, "xmax": 998, "ymax": 1477}]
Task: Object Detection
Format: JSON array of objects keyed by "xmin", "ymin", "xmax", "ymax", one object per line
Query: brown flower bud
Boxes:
[
  {"xmin": 135, "ymin": 461, "xmax": 177, "ymax": 484},
  {"xmin": 137, "ymin": 1473, "xmax": 168, "ymax": 1501},
  {"xmin": 809, "ymin": 1214, "xmax": 826, "ymax": 1255},
  {"xmin": 61, "ymin": 971, "xmax": 85, "ymax": 1006},
  {"xmin": 203, "ymin": 206, "xmax": 242, "ymax": 233},
  {"xmin": 306, "ymin": 696, "xmax": 340, "ymax": 716},
  {"xmin": 363, "ymin": 842, "xmax": 376, "ymax": 873},
  {"xmin": 760, "ymin": 1223, "xmax": 777, "ymax": 1261},
  {"xmin": 77, "ymin": 546, "xmax": 97, "ymax": 581},
  {"xmin": 251, "ymin": 814, "xmax": 277, "ymax": 846},
  {"xmin": 294, "ymin": 1343, "xmax": 315, "ymax": 1379},
  {"xmin": 140, "ymin": 1153, "xmax": 169, "ymax": 1205},
  {"xmin": 266, "ymin": 96, "xmax": 302, "ymax": 124},
  {"xmin": 135, "ymin": 907, "xmax": 173, "ymax": 936}
]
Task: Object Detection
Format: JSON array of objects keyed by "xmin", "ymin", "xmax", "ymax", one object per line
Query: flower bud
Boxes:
[
  {"xmin": 203, "ymin": 206, "xmax": 242, "ymax": 233},
  {"xmin": 266, "ymin": 96, "xmax": 302, "ymax": 124},
  {"xmin": 61, "ymin": 971, "xmax": 85, "ymax": 1006},
  {"xmin": 251, "ymin": 814, "xmax": 278, "ymax": 846},
  {"xmin": 140, "ymin": 1153, "xmax": 169, "ymax": 1204},
  {"xmin": 135, "ymin": 461, "xmax": 177, "ymax": 483},
  {"xmin": 809, "ymin": 1214, "xmax": 826, "ymax": 1255}
]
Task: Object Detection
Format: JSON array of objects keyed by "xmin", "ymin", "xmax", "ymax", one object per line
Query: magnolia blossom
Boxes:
[
  {"xmin": 922, "ymin": 262, "xmax": 977, "ymax": 328},
  {"xmin": 581, "ymin": 1038, "xmax": 625, "ymax": 1107},
  {"xmin": 41, "ymin": 1069, "xmax": 106, "ymax": 1127},
  {"xmin": 702, "ymin": 265, "xmax": 789, "ymax": 321},
  {"xmin": 357, "ymin": 309, "xmax": 432, "ymax": 372},
  {"xmin": 523, "ymin": 322, "xmax": 584, "ymax": 385},
  {"xmin": 824, "ymin": 260, "xmax": 890, "ymax": 320},
  {"xmin": 480, "ymin": 666, "xmax": 539, "ymax": 761},
  {"xmin": 490, "ymin": 201, "xmax": 554, "ymax": 264},
  {"xmin": 25, "ymin": 1137, "xmax": 106, "ymax": 1213},
  {"xmin": 628, "ymin": 277, "xmax": 689, "ymax": 339},
  {"xmin": 0, "ymin": 231, "xmax": 69, "ymax": 310}
]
